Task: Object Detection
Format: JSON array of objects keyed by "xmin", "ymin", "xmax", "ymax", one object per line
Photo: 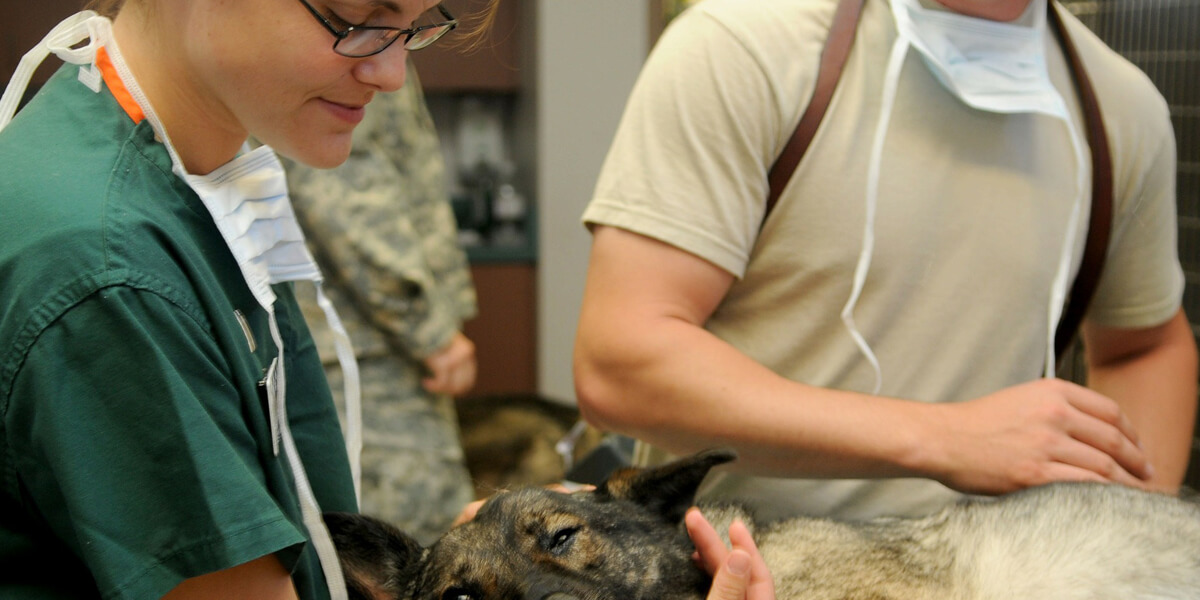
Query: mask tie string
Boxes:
[
  {"xmin": 314, "ymin": 282, "xmax": 363, "ymax": 502},
  {"xmin": 841, "ymin": 35, "xmax": 910, "ymax": 396},
  {"xmin": 0, "ymin": 11, "xmax": 100, "ymax": 131},
  {"xmin": 268, "ymin": 311, "xmax": 351, "ymax": 600},
  {"xmin": 1043, "ymin": 110, "xmax": 1088, "ymax": 377}
]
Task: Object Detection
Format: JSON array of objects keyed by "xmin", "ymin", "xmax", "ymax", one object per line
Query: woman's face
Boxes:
[{"xmin": 160, "ymin": 0, "xmax": 441, "ymax": 168}]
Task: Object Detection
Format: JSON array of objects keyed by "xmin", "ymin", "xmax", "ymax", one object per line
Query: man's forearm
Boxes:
[
  {"xmin": 574, "ymin": 316, "xmax": 938, "ymax": 480},
  {"xmin": 1086, "ymin": 310, "xmax": 1198, "ymax": 490}
]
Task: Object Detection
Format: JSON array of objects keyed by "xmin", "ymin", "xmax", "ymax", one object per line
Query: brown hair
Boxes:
[
  {"xmin": 449, "ymin": 0, "xmax": 504, "ymax": 53},
  {"xmin": 84, "ymin": 0, "xmax": 126, "ymax": 18}
]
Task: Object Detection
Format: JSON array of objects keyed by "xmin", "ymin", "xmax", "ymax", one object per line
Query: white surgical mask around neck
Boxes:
[{"xmin": 842, "ymin": 0, "xmax": 1088, "ymax": 394}]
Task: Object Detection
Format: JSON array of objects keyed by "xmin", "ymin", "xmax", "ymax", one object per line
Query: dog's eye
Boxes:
[
  {"xmin": 441, "ymin": 587, "xmax": 476, "ymax": 600},
  {"xmin": 544, "ymin": 526, "xmax": 579, "ymax": 555}
]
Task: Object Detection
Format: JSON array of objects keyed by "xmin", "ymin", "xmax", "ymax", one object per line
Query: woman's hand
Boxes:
[{"xmin": 686, "ymin": 508, "xmax": 775, "ymax": 600}]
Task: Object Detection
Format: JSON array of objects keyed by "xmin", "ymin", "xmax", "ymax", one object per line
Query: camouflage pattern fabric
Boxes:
[{"xmin": 284, "ymin": 65, "xmax": 477, "ymax": 545}]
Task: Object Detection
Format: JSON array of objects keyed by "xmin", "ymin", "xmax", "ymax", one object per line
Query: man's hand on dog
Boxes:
[{"xmin": 918, "ymin": 378, "xmax": 1153, "ymax": 495}]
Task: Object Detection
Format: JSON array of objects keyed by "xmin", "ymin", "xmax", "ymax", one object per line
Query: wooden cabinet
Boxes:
[
  {"xmin": 461, "ymin": 262, "xmax": 537, "ymax": 397},
  {"xmin": 411, "ymin": 0, "xmax": 523, "ymax": 92}
]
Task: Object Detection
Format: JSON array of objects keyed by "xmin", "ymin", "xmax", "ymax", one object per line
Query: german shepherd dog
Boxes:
[{"xmin": 325, "ymin": 449, "xmax": 1200, "ymax": 600}]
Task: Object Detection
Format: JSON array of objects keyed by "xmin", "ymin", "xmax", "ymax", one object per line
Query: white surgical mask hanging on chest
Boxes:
[
  {"xmin": 185, "ymin": 147, "xmax": 321, "ymax": 305},
  {"xmin": 184, "ymin": 143, "xmax": 364, "ymax": 493},
  {"xmin": 892, "ymin": 0, "xmax": 1071, "ymax": 119},
  {"xmin": 844, "ymin": 0, "xmax": 1089, "ymax": 394},
  {"xmin": 0, "ymin": 13, "xmax": 359, "ymax": 600}
]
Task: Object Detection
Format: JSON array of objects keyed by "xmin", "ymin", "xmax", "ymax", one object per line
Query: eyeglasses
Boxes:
[{"xmin": 298, "ymin": 0, "xmax": 458, "ymax": 58}]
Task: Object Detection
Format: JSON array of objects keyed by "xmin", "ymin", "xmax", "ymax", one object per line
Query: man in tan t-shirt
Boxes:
[{"xmin": 576, "ymin": 0, "xmax": 1196, "ymax": 521}]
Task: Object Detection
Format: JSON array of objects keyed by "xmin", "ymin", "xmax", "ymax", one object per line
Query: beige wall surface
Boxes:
[{"xmin": 532, "ymin": 0, "xmax": 650, "ymax": 404}]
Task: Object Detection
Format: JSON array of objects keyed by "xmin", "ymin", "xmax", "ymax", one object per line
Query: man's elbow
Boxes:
[{"xmin": 573, "ymin": 347, "xmax": 639, "ymax": 433}]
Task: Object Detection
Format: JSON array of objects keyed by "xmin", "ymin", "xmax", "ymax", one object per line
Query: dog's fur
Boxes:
[{"xmin": 326, "ymin": 449, "xmax": 1200, "ymax": 600}]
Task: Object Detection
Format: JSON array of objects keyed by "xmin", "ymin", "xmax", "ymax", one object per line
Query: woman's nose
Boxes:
[{"xmin": 353, "ymin": 45, "xmax": 409, "ymax": 92}]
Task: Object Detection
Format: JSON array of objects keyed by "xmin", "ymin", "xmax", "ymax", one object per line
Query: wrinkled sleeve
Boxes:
[
  {"xmin": 7, "ymin": 286, "xmax": 304, "ymax": 600},
  {"xmin": 582, "ymin": 7, "xmax": 794, "ymax": 278},
  {"xmin": 1087, "ymin": 89, "xmax": 1185, "ymax": 329}
]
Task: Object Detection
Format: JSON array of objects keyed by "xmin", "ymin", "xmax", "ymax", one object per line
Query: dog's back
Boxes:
[
  {"xmin": 949, "ymin": 483, "xmax": 1200, "ymax": 599},
  {"xmin": 700, "ymin": 481, "xmax": 1200, "ymax": 599}
]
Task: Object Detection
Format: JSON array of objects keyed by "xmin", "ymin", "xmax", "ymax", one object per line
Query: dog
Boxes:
[{"xmin": 325, "ymin": 448, "xmax": 1200, "ymax": 600}]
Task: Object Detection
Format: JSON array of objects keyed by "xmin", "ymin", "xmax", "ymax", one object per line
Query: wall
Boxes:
[{"xmin": 530, "ymin": 0, "xmax": 651, "ymax": 403}]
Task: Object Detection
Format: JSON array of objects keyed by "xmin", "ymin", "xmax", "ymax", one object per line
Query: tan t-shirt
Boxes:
[{"xmin": 583, "ymin": 0, "xmax": 1183, "ymax": 521}]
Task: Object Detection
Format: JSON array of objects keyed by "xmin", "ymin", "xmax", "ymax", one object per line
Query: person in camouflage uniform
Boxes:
[{"xmin": 284, "ymin": 63, "xmax": 478, "ymax": 545}]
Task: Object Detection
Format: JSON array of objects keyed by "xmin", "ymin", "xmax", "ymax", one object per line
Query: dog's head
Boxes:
[{"xmin": 325, "ymin": 448, "xmax": 737, "ymax": 600}]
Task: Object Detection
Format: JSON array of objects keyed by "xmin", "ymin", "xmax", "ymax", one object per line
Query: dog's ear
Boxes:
[
  {"xmin": 323, "ymin": 512, "xmax": 423, "ymax": 600},
  {"xmin": 595, "ymin": 448, "xmax": 737, "ymax": 523}
]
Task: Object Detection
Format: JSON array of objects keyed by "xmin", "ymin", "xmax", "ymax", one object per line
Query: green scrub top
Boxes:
[{"xmin": 0, "ymin": 63, "xmax": 357, "ymax": 599}]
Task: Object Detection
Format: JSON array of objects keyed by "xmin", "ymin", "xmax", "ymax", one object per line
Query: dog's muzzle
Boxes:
[{"xmin": 524, "ymin": 580, "xmax": 583, "ymax": 600}]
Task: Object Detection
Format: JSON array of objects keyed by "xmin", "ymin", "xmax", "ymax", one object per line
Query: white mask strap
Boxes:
[
  {"xmin": 0, "ymin": 9, "xmax": 184, "ymax": 180},
  {"xmin": 268, "ymin": 310, "xmax": 349, "ymax": 600},
  {"xmin": 314, "ymin": 282, "xmax": 363, "ymax": 503},
  {"xmin": 1044, "ymin": 115, "xmax": 1088, "ymax": 376},
  {"xmin": 842, "ymin": 36, "xmax": 911, "ymax": 396},
  {"xmin": 0, "ymin": 11, "xmax": 102, "ymax": 132},
  {"xmin": 102, "ymin": 38, "xmax": 188, "ymax": 178}
]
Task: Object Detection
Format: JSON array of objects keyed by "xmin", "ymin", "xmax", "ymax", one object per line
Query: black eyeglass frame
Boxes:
[{"xmin": 298, "ymin": 0, "xmax": 457, "ymax": 58}]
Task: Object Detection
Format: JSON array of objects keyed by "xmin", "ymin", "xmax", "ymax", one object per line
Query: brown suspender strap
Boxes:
[
  {"xmin": 1048, "ymin": 2, "xmax": 1114, "ymax": 360},
  {"xmin": 764, "ymin": 0, "xmax": 865, "ymax": 218},
  {"xmin": 763, "ymin": 0, "xmax": 1113, "ymax": 363}
]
